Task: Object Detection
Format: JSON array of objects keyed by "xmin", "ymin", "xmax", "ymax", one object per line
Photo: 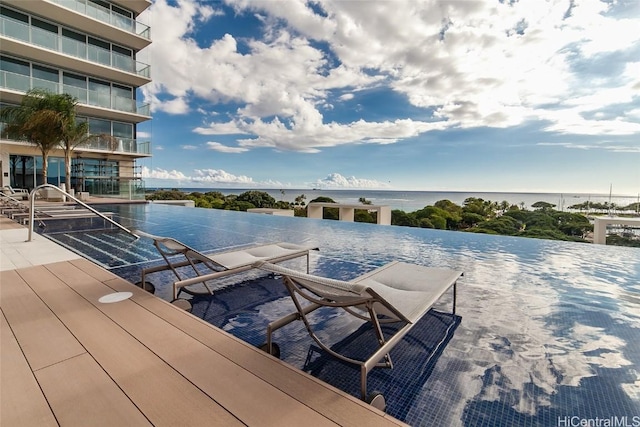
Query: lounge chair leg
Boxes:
[
  {"xmin": 258, "ymin": 342, "xmax": 280, "ymax": 358},
  {"xmin": 366, "ymin": 391, "xmax": 386, "ymax": 412}
]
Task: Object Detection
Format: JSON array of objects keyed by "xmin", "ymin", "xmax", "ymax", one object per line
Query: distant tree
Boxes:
[
  {"xmin": 391, "ymin": 210, "xmax": 418, "ymax": 227},
  {"xmin": 236, "ymin": 191, "xmax": 276, "ymax": 208},
  {"xmin": 532, "ymin": 201, "xmax": 556, "ymax": 211},
  {"xmin": 294, "ymin": 193, "xmax": 307, "ymax": 207},
  {"xmin": 463, "ymin": 197, "xmax": 497, "ymax": 218},
  {"xmin": 434, "ymin": 199, "xmax": 462, "ymax": 214},
  {"xmin": 553, "ymin": 212, "xmax": 591, "ymax": 238},
  {"xmin": 473, "ymin": 216, "xmax": 521, "ymax": 235},
  {"xmin": 146, "ymin": 189, "xmax": 186, "ymax": 200},
  {"xmin": 419, "ymin": 218, "xmax": 435, "ymax": 228},
  {"xmin": 414, "ymin": 205, "xmax": 458, "ymax": 229},
  {"xmin": 226, "ymin": 200, "xmax": 255, "ymax": 211},
  {"xmin": 359, "ymin": 197, "xmax": 372, "ymax": 205},
  {"xmin": 460, "ymin": 212, "xmax": 485, "ymax": 228},
  {"xmin": 430, "ymin": 215, "xmax": 447, "ymax": 229},
  {"xmin": 309, "ymin": 196, "xmax": 335, "ymax": 203},
  {"xmin": 355, "ymin": 210, "xmax": 376, "ymax": 223}
]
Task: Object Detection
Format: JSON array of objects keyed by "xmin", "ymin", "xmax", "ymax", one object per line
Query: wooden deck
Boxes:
[{"xmin": 1, "ymin": 258, "xmax": 408, "ymax": 426}]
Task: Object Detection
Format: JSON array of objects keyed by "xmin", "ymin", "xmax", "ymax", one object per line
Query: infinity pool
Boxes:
[{"xmin": 44, "ymin": 203, "xmax": 640, "ymax": 426}]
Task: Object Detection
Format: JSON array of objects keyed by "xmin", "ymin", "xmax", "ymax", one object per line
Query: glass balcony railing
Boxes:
[
  {"xmin": 0, "ymin": 15, "xmax": 151, "ymax": 79},
  {"xmin": 79, "ymin": 135, "xmax": 151, "ymax": 155},
  {"xmin": 1, "ymin": 121, "xmax": 152, "ymax": 155},
  {"xmin": 0, "ymin": 70, "xmax": 151, "ymax": 117},
  {"xmin": 48, "ymin": 0, "xmax": 150, "ymax": 40}
]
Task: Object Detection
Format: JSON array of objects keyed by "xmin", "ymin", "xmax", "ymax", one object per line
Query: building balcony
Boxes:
[
  {"xmin": 0, "ymin": 70, "xmax": 151, "ymax": 123},
  {"xmin": 109, "ymin": 0, "xmax": 151, "ymax": 16},
  {"xmin": 77, "ymin": 135, "xmax": 151, "ymax": 156},
  {"xmin": 2, "ymin": 0, "xmax": 151, "ymax": 51},
  {"xmin": 0, "ymin": 127, "xmax": 152, "ymax": 158},
  {"xmin": 0, "ymin": 14, "xmax": 151, "ymax": 87}
]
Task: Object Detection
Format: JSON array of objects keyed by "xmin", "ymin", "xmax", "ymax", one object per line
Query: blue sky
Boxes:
[{"xmin": 135, "ymin": 0, "xmax": 640, "ymax": 195}]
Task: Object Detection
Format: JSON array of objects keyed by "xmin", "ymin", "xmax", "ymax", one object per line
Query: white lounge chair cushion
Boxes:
[
  {"xmin": 354, "ymin": 262, "xmax": 462, "ymax": 323},
  {"xmin": 205, "ymin": 242, "xmax": 314, "ymax": 270}
]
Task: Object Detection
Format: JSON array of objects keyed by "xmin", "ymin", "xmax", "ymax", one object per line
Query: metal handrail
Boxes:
[{"xmin": 27, "ymin": 184, "xmax": 138, "ymax": 241}]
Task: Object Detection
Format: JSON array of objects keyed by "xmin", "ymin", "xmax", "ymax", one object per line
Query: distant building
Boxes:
[{"xmin": 0, "ymin": 0, "xmax": 152, "ymax": 199}]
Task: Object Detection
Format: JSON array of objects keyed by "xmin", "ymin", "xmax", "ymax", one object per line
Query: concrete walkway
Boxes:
[{"xmin": 0, "ymin": 217, "xmax": 80, "ymax": 271}]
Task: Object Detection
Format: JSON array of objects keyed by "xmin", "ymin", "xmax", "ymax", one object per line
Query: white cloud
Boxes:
[
  {"xmin": 206, "ymin": 141, "xmax": 249, "ymax": 153},
  {"xmin": 311, "ymin": 173, "xmax": 391, "ymax": 189},
  {"xmin": 142, "ymin": 166, "xmax": 261, "ymax": 186},
  {"xmin": 141, "ymin": 166, "xmax": 188, "ymax": 180},
  {"xmin": 537, "ymin": 142, "xmax": 640, "ymax": 153},
  {"xmin": 181, "ymin": 145, "xmax": 198, "ymax": 150},
  {"xmin": 192, "ymin": 168, "xmax": 254, "ymax": 184},
  {"xmin": 141, "ymin": 0, "xmax": 640, "ymax": 152}
]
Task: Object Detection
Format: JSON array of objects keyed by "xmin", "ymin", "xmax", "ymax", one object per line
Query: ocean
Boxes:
[{"xmin": 150, "ymin": 188, "xmax": 640, "ymax": 213}]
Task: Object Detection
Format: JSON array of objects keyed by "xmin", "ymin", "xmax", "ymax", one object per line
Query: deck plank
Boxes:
[
  {"xmin": 49, "ymin": 261, "xmax": 342, "ymax": 427},
  {"xmin": 0, "ymin": 311, "xmax": 58, "ymax": 427},
  {"xmin": 0, "ymin": 269, "xmax": 86, "ymax": 370},
  {"xmin": 16, "ymin": 265, "xmax": 244, "ymax": 427},
  {"xmin": 74, "ymin": 259, "xmax": 407, "ymax": 427},
  {"xmin": 34, "ymin": 353, "xmax": 152, "ymax": 427}
]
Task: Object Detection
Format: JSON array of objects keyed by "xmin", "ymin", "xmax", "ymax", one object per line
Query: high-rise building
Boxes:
[{"xmin": 0, "ymin": 0, "xmax": 152, "ymax": 199}]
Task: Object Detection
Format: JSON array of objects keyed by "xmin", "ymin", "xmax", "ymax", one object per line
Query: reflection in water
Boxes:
[{"xmin": 63, "ymin": 204, "xmax": 639, "ymax": 426}]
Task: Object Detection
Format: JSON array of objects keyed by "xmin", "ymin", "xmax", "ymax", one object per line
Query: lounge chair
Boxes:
[
  {"xmin": 134, "ymin": 230, "xmax": 318, "ymax": 299},
  {"xmin": 2, "ymin": 186, "xmax": 29, "ymax": 201},
  {"xmin": 253, "ymin": 260, "xmax": 463, "ymax": 410}
]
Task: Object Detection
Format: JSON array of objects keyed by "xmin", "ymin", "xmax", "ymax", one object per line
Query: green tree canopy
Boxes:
[
  {"xmin": 531, "ymin": 201, "xmax": 556, "ymax": 210},
  {"xmin": 1, "ymin": 88, "xmax": 72, "ymax": 185},
  {"xmin": 236, "ymin": 191, "xmax": 276, "ymax": 208}
]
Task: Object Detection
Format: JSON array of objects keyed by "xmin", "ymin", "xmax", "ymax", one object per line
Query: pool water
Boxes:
[{"xmin": 43, "ymin": 203, "xmax": 640, "ymax": 426}]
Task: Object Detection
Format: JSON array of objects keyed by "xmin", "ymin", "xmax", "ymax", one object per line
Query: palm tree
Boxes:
[
  {"xmin": 60, "ymin": 119, "xmax": 94, "ymax": 191},
  {"xmin": 0, "ymin": 89, "xmax": 69, "ymax": 185}
]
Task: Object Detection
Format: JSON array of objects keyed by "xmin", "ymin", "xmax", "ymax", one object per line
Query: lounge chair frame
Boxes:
[
  {"xmin": 135, "ymin": 230, "xmax": 317, "ymax": 299},
  {"xmin": 254, "ymin": 260, "xmax": 462, "ymax": 405}
]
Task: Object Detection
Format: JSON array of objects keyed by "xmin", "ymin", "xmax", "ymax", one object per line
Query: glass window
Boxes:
[
  {"xmin": 111, "ymin": 5, "xmax": 132, "ymax": 18},
  {"xmin": 63, "ymin": 72, "xmax": 87, "ymax": 102},
  {"xmin": 31, "ymin": 18, "xmax": 58, "ymax": 50},
  {"xmin": 88, "ymin": 118, "xmax": 111, "ymax": 135},
  {"xmin": 88, "ymin": 78, "xmax": 111, "ymax": 108},
  {"xmin": 32, "ymin": 64, "xmax": 58, "ymax": 93},
  {"xmin": 47, "ymin": 156, "xmax": 64, "ymax": 186},
  {"xmin": 0, "ymin": 6, "xmax": 28, "ymax": 23},
  {"xmin": 61, "ymin": 28, "xmax": 86, "ymax": 58},
  {"xmin": 0, "ymin": 55, "xmax": 29, "ymax": 74},
  {"xmin": 112, "ymin": 83, "xmax": 134, "ymax": 112},
  {"xmin": 86, "ymin": 0, "xmax": 110, "ymax": 23},
  {"xmin": 112, "ymin": 44, "xmax": 131, "ymax": 57},
  {"xmin": 112, "ymin": 122, "xmax": 133, "ymax": 152},
  {"xmin": 0, "ymin": 7, "xmax": 29, "ymax": 42},
  {"xmin": 112, "ymin": 84, "xmax": 132, "ymax": 98},
  {"xmin": 112, "ymin": 122, "xmax": 133, "ymax": 139},
  {"xmin": 112, "ymin": 44, "xmax": 134, "ymax": 72},
  {"xmin": 0, "ymin": 56, "xmax": 29, "ymax": 91},
  {"xmin": 9, "ymin": 155, "xmax": 35, "ymax": 189},
  {"xmin": 88, "ymin": 36, "xmax": 111, "ymax": 66}
]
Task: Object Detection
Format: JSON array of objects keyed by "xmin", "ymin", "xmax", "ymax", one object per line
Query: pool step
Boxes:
[
  {"xmin": 13, "ymin": 209, "xmax": 114, "ymax": 224},
  {"xmin": 45, "ymin": 229, "xmax": 159, "ymax": 268}
]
